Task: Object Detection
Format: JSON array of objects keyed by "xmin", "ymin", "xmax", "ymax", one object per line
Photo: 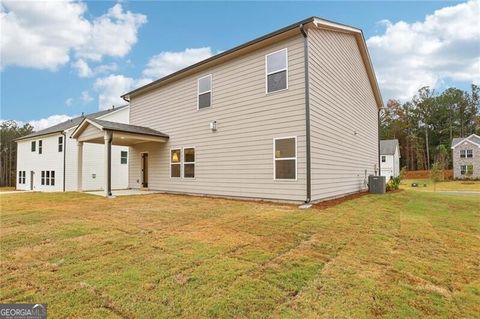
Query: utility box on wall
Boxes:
[{"xmin": 368, "ymin": 175, "xmax": 386, "ymax": 194}]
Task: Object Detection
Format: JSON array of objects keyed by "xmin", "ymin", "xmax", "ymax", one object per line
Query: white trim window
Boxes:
[
  {"xmin": 183, "ymin": 147, "xmax": 195, "ymax": 178},
  {"xmin": 266, "ymin": 48, "xmax": 288, "ymax": 93},
  {"xmin": 41, "ymin": 170, "xmax": 55, "ymax": 185},
  {"xmin": 460, "ymin": 150, "xmax": 466, "ymax": 158},
  {"xmin": 381, "ymin": 155, "xmax": 386, "ymax": 163},
  {"xmin": 198, "ymin": 75, "xmax": 212, "ymax": 109},
  {"xmin": 466, "ymin": 149, "xmax": 473, "ymax": 158},
  {"xmin": 460, "ymin": 165, "xmax": 467, "ymax": 175},
  {"xmin": 18, "ymin": 171, "xmax": 26, "ymax": 184},
  {"xmin": 58, "ymin": 136, "xmax": 63, "ymax": 152},
  {"xmin": 31, "ymin": 141, "xmax": 36, "ymax": 152},
  {"xmin": 170, "ymin": 149, "xmax": 181, "ymax": 178},
  {"xmin": 120, "ymin": 151, "xmax": 128, "ymax": 164},
  {"xmin": 274, "ymin": 137, "xmax": 297, "ymax": 180},
  {"xmin": 38, "ymin": 140, "xmax": 43, "ymax": 154}
]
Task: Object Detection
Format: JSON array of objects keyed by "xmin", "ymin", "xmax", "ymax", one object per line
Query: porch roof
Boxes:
[{"xmin": 71, "ymin": 118, "xmax": 169, "ymax": 146}]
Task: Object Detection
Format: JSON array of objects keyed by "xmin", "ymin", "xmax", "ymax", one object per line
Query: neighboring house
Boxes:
[
  {"xmin": 380, "ymin": 139, "xmax": 400, "ymax": 180},
  {"xmin": 72, "ymin": 17, "xmax": 383, "ymax": 203},
  {"xmin": 451, "ymin": 134, "xmax": 480, "ymax": 179},
  {"xmin": 16, "ymin": 106, "xmax": 129, "ymax": 192}
]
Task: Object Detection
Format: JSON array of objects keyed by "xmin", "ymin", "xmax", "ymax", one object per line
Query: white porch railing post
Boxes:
[{"xmin": 104, "ymin": 131, "xmax": 113, "ymax": 197}]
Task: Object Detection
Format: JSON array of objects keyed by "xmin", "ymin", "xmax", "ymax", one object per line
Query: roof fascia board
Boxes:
[{"xmin": 14, "ymin": 131, "xmax": 65, "ymax": 142}]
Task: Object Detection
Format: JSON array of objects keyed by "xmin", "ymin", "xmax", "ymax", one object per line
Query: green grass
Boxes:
[
  {"xmin": 402, "ymin": 179, "xmax": 480, "ymax": 192},
  {"xmin": 1, "ymin": 190, "xmax": 479, "ymax": 318}
]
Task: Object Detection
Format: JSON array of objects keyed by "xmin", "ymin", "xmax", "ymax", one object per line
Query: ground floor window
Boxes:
[
  {"xmin": 41, "ymin": 170, "xmax": 55, "ymax": 186},
  {"xmin": 18, "ymin": 171, "xmax": 26, "ymax": 184},
  {"xmin": 460, "ymin": 165, "xmax": 466, "ymax": 175},
  {"xmin": 171, "ymin": 149, "xmax": 181, "ymax": 178},
  {"xmin": 274, "ymin": 137, "xmax": 296, "ymax": 180},
  {"xmin": 121, "ymin": 151, "xmax": 128, "ymax": 164},
  {"xmin": 183, "ymin": 147, "xmax": 195, "ymax": 178}
]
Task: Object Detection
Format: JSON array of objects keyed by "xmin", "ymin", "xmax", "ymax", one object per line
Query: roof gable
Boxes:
[
  {"xmin": 451, "ymin": 134, "xmax": 480, "ymax": 149},
  {"xmin": 380, "ymin": 139, "xmax": 399, "ymax": 155}
]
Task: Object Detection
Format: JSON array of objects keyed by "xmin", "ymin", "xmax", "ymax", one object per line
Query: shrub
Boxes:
[{"xmin": 386, "ymin": 176, "xmax": 401, "ymax": 192}]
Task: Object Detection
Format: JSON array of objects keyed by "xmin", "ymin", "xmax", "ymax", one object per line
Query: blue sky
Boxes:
[{"xmin": 1, "ymin": 0, "xmax": 479, "ymax": 130}]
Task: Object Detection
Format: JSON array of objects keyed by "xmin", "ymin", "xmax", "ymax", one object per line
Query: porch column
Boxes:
[
  {"xmin": 77, "ymin": 141, "xmax": 83, "ymax": 191},
  {"xmin": 104, "ymin": 131, "xmax": 113, "ymax": 197}
]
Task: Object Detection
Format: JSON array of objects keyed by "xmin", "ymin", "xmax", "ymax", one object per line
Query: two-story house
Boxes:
[
  {"xmin": 72, "ymin": 17, "xmax": 383, "ymax": 203},
  {"xmin": 380, "ymin": 139, "xmax": 400, "ymax": 180},
  {"xmin": 16, "ymin": 106, "xmax": 129, "ymax": 192},
  {"xmin": 451, "ymin": 134, "xmax": 480, "ymax": 179}
]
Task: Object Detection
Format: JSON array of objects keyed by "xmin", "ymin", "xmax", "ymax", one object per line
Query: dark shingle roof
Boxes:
[
  {"xmin": 451, "ymin": 134, "xmax": 480, "ymax": 148},
  {"xmin": 88, "ymin": 118, "xmax": 169, "ymax": 138},
  {"xmin": 15, "ymin": 105, "xmax": 128, "ymax": 141},
  {"xmin": 380, "ymin": 139, "xmax": 399, "ymax": 155}
]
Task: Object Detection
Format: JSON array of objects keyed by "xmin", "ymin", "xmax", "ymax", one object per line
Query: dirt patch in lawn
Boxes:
[{"xmin": 313, "ymin": 191, "xmax": 368, "ymax": 210}]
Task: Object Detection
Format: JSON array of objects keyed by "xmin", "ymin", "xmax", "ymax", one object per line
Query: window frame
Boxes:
[
  {"xmin": 197, "ymin": 74, "xmax": 212, "ymax": 110},
  {"xmin": 182, "ymin": 147, "xmax": 196, "ymax": 179},
  {"xmin": 265, "ymin": 48, "xmax": 288, "ymax": 94},
  {"xmin": 41, "ymin": 171, "xmax": 45, "ymax": 185},
  {"xmin": 51, "ymin": 170, "xmax": 55, "ymax": 186},
  {"xmin": 38, "ymin": 140, "xmax": 43, "ymax": 154},
  {"xmin": 466, "ymin": 149, "xmax": 473, "ymax": 158},
  {"xmin": 58, "ymin": 136, "xmax": 63, "ymax": 152},
  {"xmin": 31, "ymin": 141, "xmax": 36, "ymax": 152},
  {"xmin": 120, "ymin": 151, "xmax": 128, "ymax": 164},
  {"xmin": 460, "ymin": 165, "xmax": 467, "ymax": 175},
  {"xmin": 170, "ymin": 148, "xmax": 182, "ymax": 178},
  {"xmin": 273, "ymin": 136, "xmax": 297, "ymax": 181},
  {"xmin": 381, "ymin": 155, "xmax": 386, "ymax": 163},
  {"xmin": 460, "ymin": 150, "xmax": 466, "ymax": 158}
]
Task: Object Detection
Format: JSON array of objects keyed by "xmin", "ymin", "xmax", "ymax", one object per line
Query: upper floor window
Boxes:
[
  {"xmin": 266, "ymin": 48, "xmax": 288, "ymax": 93},
  {"xmin": 38, "ymin": 140, "xmax": 43, "ymax": 154},
  {"xmin": 31, "ymin": 141, "xmax": 36, "ymax": 152},
  {"xmin": 274, "ymin": 137, "xmax": 296, "ymax": 180},
  {"xmin": 198, "ymin": 75, "xmax": 212, "ymax": 109},
  {"xmin": 120, "ymin": 151, "xmax": 128, "ymax": 164},
  {"xmin": 467, "ymin": 149, "xmax": 473, "ymax": 158},
  {"xmin": 381, "ymin": 156, "xmax": 386, "ymax": 163},
  {"xmin": 183, "ymin": 148, "xmax": 195, "ymax": 178},
  {"xmin": 170, "ymin": 149, "xmax": 181, "ymax": 178},
  {"xmin": 460, "ymin": 150, "xmax": 466, "ymax": 158},
  {"xmin": 58, "ymin": 136, "xmax": 63, "ymax": 152}
]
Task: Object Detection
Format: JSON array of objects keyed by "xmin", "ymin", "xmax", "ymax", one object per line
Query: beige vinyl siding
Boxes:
[
  {"xmin": 129, "ymin": 35, "xmax": 306, "ymax": 202},
  {"xmin": 308, "ymin": 28, "xmax": 378, "ymax": 201}
]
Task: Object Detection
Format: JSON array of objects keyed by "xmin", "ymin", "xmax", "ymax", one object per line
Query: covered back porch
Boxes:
[{"xmin": 71, "ymin": 118, "xmax": 169, "ymax": 197}]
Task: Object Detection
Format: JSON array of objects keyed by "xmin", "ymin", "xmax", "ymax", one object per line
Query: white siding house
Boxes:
[
  {"xmin": 16, "ymin": 106, "xmax": 129, "ymax": 192},
  {"xmin": 380, "ymin": 139, "xmax": 400, "ymax": 180}
]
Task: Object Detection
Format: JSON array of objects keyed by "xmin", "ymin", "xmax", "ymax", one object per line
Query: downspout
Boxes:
[
  {"xmin": 378, "ymin": 109, "xmax": 381, "ymax": 176},
  {"xmin": 63, "ymin": 132, "xmax": 66, "ymax": 192},
  {"xmin": 300, "ymin": 24, "xmax": 311, "ymax": 204}
]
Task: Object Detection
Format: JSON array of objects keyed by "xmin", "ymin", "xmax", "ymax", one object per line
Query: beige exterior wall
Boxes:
[
  {"xmin": 452, "ymin": 141, "xmax": 480, "ymax": 179},
  {"xmin": 129, "ymin": 35, "xmax": 307, "ymax": 202},
  {"xmin": 307, "ymin": 28, "xmax": 378, "ymax": 201}
]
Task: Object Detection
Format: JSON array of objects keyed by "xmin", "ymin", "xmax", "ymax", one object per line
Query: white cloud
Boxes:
[
  {"xmin": 367, "ymin": 0, "xmax": 480, "ymax": 100},
  {"xmin": 19, "ymin": 114, "xmax": 73, "ymax": 131},
  {"xmin": 143, "ymin": 47, "xmax": 214, "ymax": 78},
  {"xmin": 72, "ymin": 59, "xmax": 118, "ymax": 77},
  {"xmin": 1, "ymin": 1, "xmax": 146, "ymax": 71},
  {"xmin": 65, "ymin": 98, "xmax": 74, "ymax": 107},
  {"xmin": 81, "ymin": 90, "xmax": 94, "ymax": 103},
  {"xmin": 94, "ymin": 74, "xmax": 146, "ymax": 109}
]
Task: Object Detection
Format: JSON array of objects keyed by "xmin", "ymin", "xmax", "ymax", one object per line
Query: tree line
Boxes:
[
  {"xmin": 0, "ymin": 121, "xmax": 33, "ymax": 187},
  {"xmin": 380, "ymin": 84, "xmax": 480, "ymax": 170}
]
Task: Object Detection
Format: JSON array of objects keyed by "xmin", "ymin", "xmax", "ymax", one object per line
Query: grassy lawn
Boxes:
[
  {"xmin": 402, "ymin": 179, "xmax": 480, "ymax": 192},
  {"xmin": 0, "ymin": 187, "xmax": 15, "ymax": 192},
  {"xmin": 1, "ymin": 191, "xmax": 479, "ymax": 318}
]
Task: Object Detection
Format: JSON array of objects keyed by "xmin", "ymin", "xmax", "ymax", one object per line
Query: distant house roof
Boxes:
[
  {"xmin": 86, "ymin": 118, "xmax": 169, "ymax": 138},
  {"xmin": 15, "ymin": 105, "xmax": 129, "ymax": 141},
  {"xmin": 380, "ymin": 139, "xmax": 399, "ymax": 155},
  {"xmin": 451, "ymin": 134, "xmax": 480, "ymax": 148}
]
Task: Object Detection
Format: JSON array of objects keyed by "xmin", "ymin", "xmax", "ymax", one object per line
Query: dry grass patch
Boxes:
[{"xmin": 1, "ymin": 190, "xmax": 479, "ymax": 318}]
